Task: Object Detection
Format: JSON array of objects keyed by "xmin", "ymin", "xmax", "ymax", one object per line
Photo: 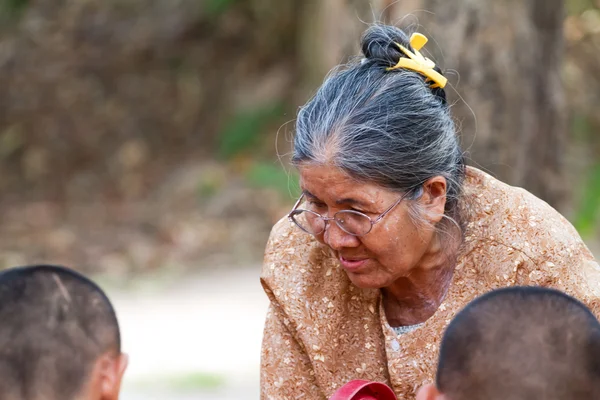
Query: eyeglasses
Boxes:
[{"xmin": 288, "ymin": 188, "xmax": 419, "ymax": 237}]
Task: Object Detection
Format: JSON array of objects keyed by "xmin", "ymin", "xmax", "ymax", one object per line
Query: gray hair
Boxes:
[{"xmin": 292, "ymin": 24, "xmax": 465, "ymax": 231}]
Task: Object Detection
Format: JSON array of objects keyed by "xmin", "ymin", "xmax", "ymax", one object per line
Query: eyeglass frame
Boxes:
[{"xmin": 287, "ymin": 186, "xmax": 421, "ymax": 237}]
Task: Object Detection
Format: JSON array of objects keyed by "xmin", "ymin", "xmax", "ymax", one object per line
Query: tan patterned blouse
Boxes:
[{"xmin": 260, "ymin": 167, "xmax": 600, "ymax": 400}]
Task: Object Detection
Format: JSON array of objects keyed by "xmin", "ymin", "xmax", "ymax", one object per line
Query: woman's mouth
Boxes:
[{"xmin": 339, "ymin": 256, "xmax": 368, "ymax": 271}]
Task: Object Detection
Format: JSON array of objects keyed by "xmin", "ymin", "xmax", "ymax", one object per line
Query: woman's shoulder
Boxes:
[
  {"xmin": 461, "ymin": 167, "xmax": 595, "ymax": 275},
  {"xmin": 463, "ymin": 167, "xmax": 583, "ymax": 245}
]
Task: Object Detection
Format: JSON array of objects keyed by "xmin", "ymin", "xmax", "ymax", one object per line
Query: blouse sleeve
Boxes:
[
  {"xmin": 260, "ymin": 217, "xmax": 325, "ymax": 399},
  {"xmin": 260, "ymin": 299, "xmax": 324, "ymax": 399}
]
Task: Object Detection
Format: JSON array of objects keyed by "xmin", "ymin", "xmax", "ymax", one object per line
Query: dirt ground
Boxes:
[{"xmin": 105, "ymin": 266, "xmax": 268, "ymax": 400}]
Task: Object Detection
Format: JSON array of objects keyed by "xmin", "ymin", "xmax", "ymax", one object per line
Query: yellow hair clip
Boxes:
[{"xmin": 386, "ymin": 33, "xmax": 447, "ymax": 89}]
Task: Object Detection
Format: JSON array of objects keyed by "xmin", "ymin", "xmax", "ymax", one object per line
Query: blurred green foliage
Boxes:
[
  {"xmin": 129, "ymin": 371, "xmax": 226, "ymax": 392},
  {"xmin": 571, "ymin": 114, "xmax": 600, "ymax": 238},
  {"xmin": 206, "ymin": 0, "xmax": 239, "ymax": 17},
  {"xmin": 0, "ymin": 0, "xmax": 28, "ymax": 19},
  {"xmin": 166, "ymin": 371, "xmax": 226, "ymax": 391},
  {"xmin": 570, "ymin": 112, "xmax": 600, "ymax": 238},
  {"xmin": 571, "ymin": 114, "xmax": 593, "ymax": 142},
  {"xmin": 197, "ymin": 178, "xmax": 220, "ymax": 199},
  {"xmin": 0, "ymin": 124, "xmax": 23, "ymax": 158},
  {"xmin": 217, "ymin": 102, "xmax": 285, "ymax": 160},
  {"xmin": 5, "ymin": 0, "xmax": 27, "ymax": 12},
  {"xmin": 574, "ymin": 164, "xmax": 600, "ymax": 237},
  {"xmin": 246, "ymin": 161, "xmax": 300, "ymax": 199},
  {"xmin": 567, "ymin": 0, "xmax": 598, "ymax": 15}
]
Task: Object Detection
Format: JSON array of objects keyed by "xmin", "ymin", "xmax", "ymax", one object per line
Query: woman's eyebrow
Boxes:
[
  {"xmin": 336, "ymin": 197, "xmax": 369, "ymax": 207},
  {"xmin": 303, "ymin": 190, "xmax": 370, "ymax": 207},
  {"xmin": 303, "ymin": 190, "xmax": 318, "ymax": 200}
]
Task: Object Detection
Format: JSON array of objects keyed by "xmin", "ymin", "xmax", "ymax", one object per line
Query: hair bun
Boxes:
[
  {"xmin": 360, "ymin": 24, "xmax": 447, "ymax": 105},
  {"xmin": 360, "ymin": 25, "xmax": 412, "ymax": 68}
]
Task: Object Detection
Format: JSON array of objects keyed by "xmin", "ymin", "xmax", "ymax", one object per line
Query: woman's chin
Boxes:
[{"xmin": 345, "ymin": 271, "xmax": 386, "ymax": 289}]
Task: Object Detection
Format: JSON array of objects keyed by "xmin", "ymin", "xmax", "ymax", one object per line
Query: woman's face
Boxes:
[{"xmin": 298, "ymin": 164, "xmax": 445, "ymax": 289}]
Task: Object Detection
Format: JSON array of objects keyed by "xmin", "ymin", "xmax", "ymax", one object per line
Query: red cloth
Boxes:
[{"xmin": 329, "ymin": 380, "xmax": 397, "ymax": 400}]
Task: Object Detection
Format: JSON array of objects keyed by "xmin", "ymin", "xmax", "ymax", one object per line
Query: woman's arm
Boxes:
[{"xmin": 261, "ymin": 300, "xmax": 324, "ymax": 399}]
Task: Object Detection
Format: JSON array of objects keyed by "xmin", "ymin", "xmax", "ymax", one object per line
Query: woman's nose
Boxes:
[{"xmin": 323, "ymin": 220, "xmax": 360, "ymax": 250}]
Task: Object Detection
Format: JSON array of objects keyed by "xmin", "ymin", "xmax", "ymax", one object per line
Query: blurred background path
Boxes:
[{"xmin": 107, "ymin": 266, "xmax": 268, "ymax": 400}]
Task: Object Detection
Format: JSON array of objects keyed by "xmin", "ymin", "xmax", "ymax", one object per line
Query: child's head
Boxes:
[
  {"xmin": 418, "ymin": 286, "xmax": 600, "ymax": 400},
  {"xmin": 0, "ymin": 264, "xmax": 127, "ymax": 400}
]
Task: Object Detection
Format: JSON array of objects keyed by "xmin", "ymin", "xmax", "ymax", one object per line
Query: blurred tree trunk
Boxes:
[
  {"xmin": 383, "ymin": 0, "xmax": 567, "ymax": 210},
  {"xmin": 298, "ymin": 0, "xmax": 388, "ymax": 91}
]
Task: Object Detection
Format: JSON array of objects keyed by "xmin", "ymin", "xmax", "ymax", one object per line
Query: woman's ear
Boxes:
[{"xmin": 419, "ymin": 176, "xmax": 447, "ymax": 224}]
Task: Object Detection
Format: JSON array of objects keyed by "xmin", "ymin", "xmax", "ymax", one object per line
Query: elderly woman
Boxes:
[{"xmin": 260, "ymin": 24, "xmax": 600, "ymax": 399}]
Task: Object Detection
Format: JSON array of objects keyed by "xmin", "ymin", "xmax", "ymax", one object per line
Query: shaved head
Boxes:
[
  {"xmin": 436, "ymin": 286, "xmax": 600, "ymax": 400},
  {"xmin": 0, "ymin": 265, "xmax": 121, "ymax": 400}
]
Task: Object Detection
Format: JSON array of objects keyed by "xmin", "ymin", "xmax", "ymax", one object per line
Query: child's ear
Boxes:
[
  {"xmin": 416, "ymin": 383, "xmax": 445, "ymax": 400},
  {"xmin": 99, "ymin": 352, "xmax": 128, "ymax": 400}
]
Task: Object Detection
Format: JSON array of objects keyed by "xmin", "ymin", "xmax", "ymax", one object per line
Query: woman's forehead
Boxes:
[{"xmin": 299, "ymin": 165, "xmax": 391, "ymax": 202}]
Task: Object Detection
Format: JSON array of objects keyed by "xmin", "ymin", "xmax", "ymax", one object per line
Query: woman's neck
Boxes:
[{"xmin": 383, "ymin": 231, "xmax": 459, "ymax": 327}]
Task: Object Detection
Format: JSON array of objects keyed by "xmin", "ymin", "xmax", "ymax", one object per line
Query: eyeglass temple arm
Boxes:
[
  {"xmin": 372, "ymin": 188, "xmax": 418, "ymax": 224},
  {"xmin": 288, "ymin": 193, "xmax": 306, "ymax": 217}
]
